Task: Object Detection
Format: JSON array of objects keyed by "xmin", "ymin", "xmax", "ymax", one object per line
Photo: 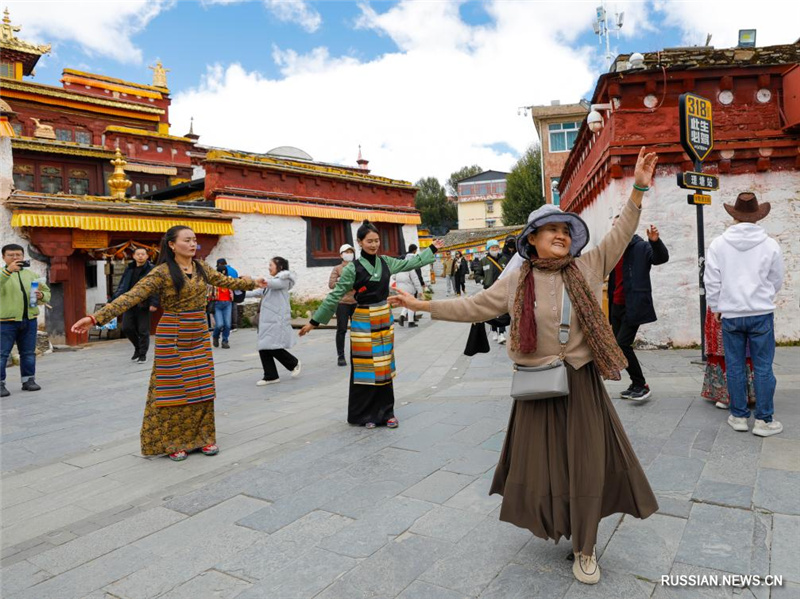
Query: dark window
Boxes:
[
  {"xmin": 376, "ymin": 223, "xmax": 401, "ymax": 257},
  {"xmin": 310, "ymin": 218, "xmax": 346, "ymax": 259},
  {"xmin": 0, "ymin": 62, "xmax": 14, "ymax": 78},
  {"xmin": 85, "ymin": 261, "xmax": 98, "ymax": 288},
  {"xmin": 75, "ymin": 130, "xmax": 92, "ymax": 145},
  {"xmin": 55, "ymin": 129, "xmax": 72, "ymax": 142},
  {"xmin": 41, "ymin": 166, "xmax": 63, "ymax": 193},
  {"xmin": 12, "ymin": 164, "xmax": 34, "ymax": 191},
  {"xmin": 69, "ymin": 169, "xmax": 90, "ymax": 195}
]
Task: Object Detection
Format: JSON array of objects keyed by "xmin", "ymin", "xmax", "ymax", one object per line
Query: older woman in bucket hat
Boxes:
[{"xmin": 390, "ymin": 147, "xmax": 660, "ymax": 585}]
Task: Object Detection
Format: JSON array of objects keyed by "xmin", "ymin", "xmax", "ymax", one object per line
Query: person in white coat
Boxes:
[
  {"xmin": 704, "ymin": 192, "xmax": 785, "ymax": 437},
  {"xmin": 249, "ymin": 257, "xmax": 301, "ymax": 386},
  {"xmin": 395, "ymin": 246, "xmax": 426, "ymax": 328}
]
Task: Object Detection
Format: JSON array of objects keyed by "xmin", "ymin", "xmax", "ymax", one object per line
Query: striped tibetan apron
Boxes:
[
  {"xmin": 351, "ymin": 302, "xmax": 396, "ymax": 386},
  {"xmin": 152, "ymin": 310, "xmax": 216, "ymax": 408}
]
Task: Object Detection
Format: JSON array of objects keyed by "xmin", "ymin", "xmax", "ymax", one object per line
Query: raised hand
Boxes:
[
  {"xmin": 432, "ymin": 239, "xmax": 445, "ymax": 250},
  {"xmin": 71, "ymin": 316, "xmax": 94, "ymax": 334},
  {"xmin": 646, "ymin": 225, "xmax": 660, "ymax": 242},
  {"xmin": 634, "ymin": 147, "xmax": 658, "ymax": 189}
]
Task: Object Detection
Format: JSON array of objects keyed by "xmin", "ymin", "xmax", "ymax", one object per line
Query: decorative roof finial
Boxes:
[
  {"xmin": 148, "ymin": 60, "xmax": 170, "ymax": 89},
  {"xmin": 107, "ymin": 147, "xmax": 132, "ymax": 200},
  {"xmin": 357, "ymin": 145, "xmax": 369, "ymax": 171}
]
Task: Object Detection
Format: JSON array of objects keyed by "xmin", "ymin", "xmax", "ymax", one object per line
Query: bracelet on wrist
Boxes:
[
  {"xmin": 88, "ymin": 314, "xmax": 97, "ymax": 325},
  {"xmin": 633, "ymin": 183, "xmax": 650, "ymax": 192}
]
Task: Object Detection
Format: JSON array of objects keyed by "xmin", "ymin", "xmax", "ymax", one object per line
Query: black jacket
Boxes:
[
  {"xmin": 113, "ymin": 261, "xmax": 159, "ymax": 308},
  {"xmin": 608, "ymin": 234, "xmax": 669, "ymax": 326}
]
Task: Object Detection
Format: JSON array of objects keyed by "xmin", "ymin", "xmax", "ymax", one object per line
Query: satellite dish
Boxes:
[{"xmin": 266, "ymin": 146, "xmax": 313, "ymax": 161}]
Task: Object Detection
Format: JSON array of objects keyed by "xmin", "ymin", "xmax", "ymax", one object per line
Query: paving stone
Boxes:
[
  {"xmin": 390, "ymin": 423, "xmax": 466, "ymax": 451},
  {"xmin": 322, "ymin": 479, "xmax": 407, "ymax": 518},
  {"xmin": 602, "ymin": 513, "xmax": 686, "ymax": 581},
  {"xmin": 418, "ymin": 516, "xmax": 531, "ymax": 596},
  {"xmin": 2, "ymin": 504, "xmax": 95, "ymax": 549},
  {"xmin": 397, "ymin": 580, "xmax": 468, "ymax": 599},
  {"xmin": 701, "ymin": 429, "xmax": 762, "ymax": 487},
  {"xmin": 562, "ymin": 567, "xmax": 655, "ymax": 598},
  {"xmin": 512, "ymin": 537, "xmax": 575, "ymax": 578},
  {"xmin": 133, "ymin": 496, "xmax": 267, "ymax": 556},
  {"xmin": 235, "ymin": 547, "xmax": 357, "ymax": 599},
  {"xmin": 448, "ymin": 418, "xmax": 506, "ymax": 446},
  {"xmin": 480, "ymin": 562, "xmax": 573, "ymax": 598},
  {"xmin": 402, "ymin": 471, "xmax": 476, "ymax": 504},
  {"xmin": 28, "ymin": 506, "xmax": 186, "ymax": 575},
  {"xmin": 646, "ymin": 455, "xmax": 706, "ymax": 499},
  {"xmin": 9, "ymin": 545, "xmax": 154, "ymax": 599},
  {"xmin": 656, "ymin": 496, "xmax": 693, "ymax": 519},
  {"xmin": 158, "ymin": 570, "xmax": 252, "ymax": 599},
  {"xmin": 0, "ymin": 559, "xmax": 52, "ymax": 595},
  {"xmin": 318, "ymin": 496, "xmax": 436, "ymax": 558},
  {"xmin": 333, "ymin": 532, "xmax": 452, "ymax": 597},
  {"xmin": 236, "ymin": 476, "xmax": 355, "ymax": 534},
  {"xmin": 443, "ymin": 478, "xmax": 503, "ymax": 515},
  {"xmin": 753, "ymin": 468, "xmax": 800, "ymax": 515},
  {"xmin": 750, "ymin": 512, "xmax": 771, "ymax": 579},
  {"xmin": 692, "ymin": 480, "xmax": 753, "ymax": 509},
  {"xmin": 441, "ymin": 447, "xmax": 499, "ymax": 476},
  {"xmin": 409, "ymin": 506, "xmax": 486, "ymax": 543},
  {"xmin": 759, "ymin": 438, "xmax": 800, "ymax": 471},
  {"xmin": 661, "ymin": 427, "xmax": 700, "ymax": 458},
  {"xmin": 692, "ymin": 427, "xmax": 720, "ymax": 453},
  {"xmin": 216, "ymin": 510, "xmax": 353, "ymax": 581},
  {"xmin": 674, "ymin": 503, "xmax": 753, "ymax": 574},
  {"xmin": 772, "ymin": 581, "xmax": 800, "ymax": 598},
  {"xmin": 481, "ymin": 432, "xmax": 505, "ymax": 452},
  {"xmin": 771, "ymin": 515, "xmax": 800, "ymax": 584},
  {"xmin": 596, "ymin": 513, "xmax": 624, "ymax": 556}
]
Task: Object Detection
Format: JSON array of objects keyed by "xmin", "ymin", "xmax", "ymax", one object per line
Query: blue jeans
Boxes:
[
  {"xmin": 722, "ymin": 314, "xmax": 776, "ymax": 422},
  {"xmin": 1, "ymin": 318, "xmax": 38, "ymax": 383},
  {"xmin": 213, "ymin": 301, "xmax": 232, "ymax": 342}
]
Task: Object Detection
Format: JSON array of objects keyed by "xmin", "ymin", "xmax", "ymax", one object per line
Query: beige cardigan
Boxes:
[{"xmin": 430, "ymin": 198, "xmax": 642, "ymax": 370}]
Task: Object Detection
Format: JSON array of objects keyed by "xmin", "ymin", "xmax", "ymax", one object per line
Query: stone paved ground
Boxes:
[{"xmin": 2, "ymin": 278, "xmax": 799, "ymax": 599}]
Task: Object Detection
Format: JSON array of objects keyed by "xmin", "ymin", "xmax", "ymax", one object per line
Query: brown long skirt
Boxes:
[
  {"xmin": 140, "ymin": 368, "xmax": 216, "ymax": 456},
  {"xmin": 490, "ymin": 362, "xmax": 658, "ymax": 555}
]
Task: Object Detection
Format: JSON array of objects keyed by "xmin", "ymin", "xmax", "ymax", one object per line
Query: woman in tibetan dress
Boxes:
[{"xmin": 72, "ymin": 226, "xmax": 263, "ymax": 460}]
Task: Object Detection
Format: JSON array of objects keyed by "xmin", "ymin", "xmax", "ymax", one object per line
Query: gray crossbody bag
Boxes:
[{"xmin": 510, "ymin": 287, "xmax": 571, "ymax": 401}]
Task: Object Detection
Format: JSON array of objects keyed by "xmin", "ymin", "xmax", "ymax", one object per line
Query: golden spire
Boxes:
[
  {"xmin": 1, "ymin": 8, "xmax": 51, "ymax": 55},
  {"xmin": 148, "ymin": 60, "xmax": 170, "ymax": 89},
  {"xmin": 107, "ymin": 147, "xmax": 132, "ymax": 199}
]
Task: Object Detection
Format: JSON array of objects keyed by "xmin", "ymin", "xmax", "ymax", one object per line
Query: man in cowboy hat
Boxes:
[{"xmin": 704, "ymin": 192, "xmax": 785, "ymax": 437}]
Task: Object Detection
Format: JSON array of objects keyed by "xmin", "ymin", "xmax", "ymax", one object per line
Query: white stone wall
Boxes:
[
  {"xmin": 206, "ymin": 214, "xmax": 421, "ymax": 301},
  {"xmin": 578, "ymin": 169, "xmax": 800, "ymax": 345},
  {"xmin": 85, "ymin": 261, "xmax": 109, "ymax": 311}
]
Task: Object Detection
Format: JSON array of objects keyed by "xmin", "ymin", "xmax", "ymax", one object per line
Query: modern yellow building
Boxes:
[{"xmin": 456, "ymin": 170, "xmax": 509, "ymax": 230}]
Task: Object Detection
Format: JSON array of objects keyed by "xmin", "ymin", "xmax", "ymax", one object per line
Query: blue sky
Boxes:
[{"xmin": 7, "ymin": 1, "xmax": 796, "ymax": 183}]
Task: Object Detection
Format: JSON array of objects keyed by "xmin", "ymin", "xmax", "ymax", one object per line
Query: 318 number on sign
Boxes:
[{"xmin": 686, "ymin": 96, "xmax": 711, "ymax": 118}]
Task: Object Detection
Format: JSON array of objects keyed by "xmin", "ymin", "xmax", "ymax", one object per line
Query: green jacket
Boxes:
[
  {"xmin": 0, "ymin": 266, "xmax": 51, "ymax": 322},
  {"xmin": 480, "ymin": 254, "xmax": 507, "ymax": 289},
  {"xmin": 312, "ymin": 247, "xmax": 437, "ymax": 325}
]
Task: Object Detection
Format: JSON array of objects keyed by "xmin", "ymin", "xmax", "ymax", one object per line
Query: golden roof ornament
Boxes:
[
  {"xmin": 148, "ymin": 60, "xmax": 170, "ymax": 89},
  {"xmin": 0, "ymin": 8, "xmax": 51, "ymax": 56},
  {"xmin": 107, "ymin": 147, "xmax": 132, "ymax": 199}
]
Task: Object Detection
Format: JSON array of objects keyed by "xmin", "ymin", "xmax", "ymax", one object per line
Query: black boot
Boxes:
[
  {"xmin": 337, "ymin": 356, "xmax": 347, "ymax": 367},
  {"xmin": 22, "ymin": 378, "xmax": 41, "ymax": 391},
  {"xmin": 398, "ymin": 315, "xmax": 406, "ymax": 327},
  {"xmin": 131, "ymin": 351, "xmax": 140, "ymax": 361}
]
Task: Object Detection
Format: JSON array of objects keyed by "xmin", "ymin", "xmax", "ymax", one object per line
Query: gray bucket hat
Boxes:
[{"xmin": 516, "ymin": 204, "xmax": 590, "ymax": 259}]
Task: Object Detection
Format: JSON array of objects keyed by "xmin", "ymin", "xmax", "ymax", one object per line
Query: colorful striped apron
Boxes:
[
  {"xmin": 152, "ymin": 310, "xmax": 216, "ymax": 408},
  {"xmin": 351, "ymin": 301, "xmax": 396, "ymax": 386}
]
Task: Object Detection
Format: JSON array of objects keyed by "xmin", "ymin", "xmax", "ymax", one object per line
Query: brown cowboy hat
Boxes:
[{"xmin": 723, "ymin": 192, "xmax": 771, "ymax": 223}]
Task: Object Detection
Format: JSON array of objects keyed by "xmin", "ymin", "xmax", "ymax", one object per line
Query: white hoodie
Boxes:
[{"xmin": 704, "ymin": 223, "xmax": 784, "ymax": 319}]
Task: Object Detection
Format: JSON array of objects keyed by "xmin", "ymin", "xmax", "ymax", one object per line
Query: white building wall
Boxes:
[
  {"xmin": 578, "ymin": 168, "xmax": 800, "ymax": 345},
  {"xmin": 207, "ymin": 214, "xmax": 421, "ymax": 301},
  {"xmin": 85, "ymin": 261, "xmax": 109, "ymax": 311}
]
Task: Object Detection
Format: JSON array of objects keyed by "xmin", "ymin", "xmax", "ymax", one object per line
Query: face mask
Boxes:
[
  {"xmin": 489, "ymin": 249, "xmax": 500, "ymax": 257},
  {"xmin": 342, "ymin": 253, "xmax": 355, "ymax": 262}
]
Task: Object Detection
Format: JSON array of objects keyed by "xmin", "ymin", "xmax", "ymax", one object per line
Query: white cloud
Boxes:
[
  {"xmin": 263, "ymin": 0, "xmax": 321, "ymax": 33},
  {"xmin": 3, "ymin": 0, "xmax": 170, "ymax": 64},
  {"xmin": 174, "ymin": 0, "xmax": 600, "ymax": 184},
  {"xmin": 653, "ymin": 0, "xmax": 798, "ymax": 48}
]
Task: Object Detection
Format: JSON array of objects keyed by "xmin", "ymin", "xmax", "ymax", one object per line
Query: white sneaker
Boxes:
[
  {"xmin": 492, "ymin": 332, "xmax": 498, "ymax": 341},
  {"xmin": 497, "ymin": 333, "xmax": 506, "ymax": 345},
  {"xmin": 572, "ymin": 550, "xmax": 600, "ymax": 585},
  {"xmin": 752, "ymin": 419, "xmax": 783, "ymax": 437},
  {"xmin": 291, "ymin": 361, "xmax": 302, "ymax": 378},
  {"xmin": 715, "ymin": 401, "xmax": 728, "ymax": 409},
  {"xmin": 727, "ymin": 415, "xmax": 749, "ymax": 432},
  {"xmin": 256, "ymin": 378, "xmax": 280, "ymax": 386}
]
